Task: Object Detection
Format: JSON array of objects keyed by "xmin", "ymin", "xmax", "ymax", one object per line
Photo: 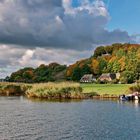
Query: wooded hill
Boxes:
[
  {"xmin": 66, "ymin": 43, "xmax": 140, "ymax": 83},
  {"xmin": 8, "ymin": 43, "xmax": 140, "ymax": 83}
]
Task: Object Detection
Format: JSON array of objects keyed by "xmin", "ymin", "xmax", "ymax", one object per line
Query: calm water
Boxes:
[{"xmin": 0, "ymin": 97, "xmax": 140, "ymax": 140}]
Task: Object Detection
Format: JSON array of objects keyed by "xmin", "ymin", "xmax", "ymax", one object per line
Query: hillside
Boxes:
[{"xmin": 8, "ymin": 43, "xmax": 140, "ymax": 83}]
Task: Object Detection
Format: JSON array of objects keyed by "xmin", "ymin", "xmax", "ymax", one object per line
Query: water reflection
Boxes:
[
  {"xmin": 28, "ymin": 97, "xmax": 84, "ymax": 103},
  {"xmin": 132, "ymin": 100, "xmax": 140, "ymax": 112},
  {"xmin": 0, "ymin": 96, "xmax": 21, "ymax": 100},
  {"xmin": 28, "ymin": 97, "xmax": 140, "ymax": 108},
  {"xmin": 118, "ymin": 99, "xmax": 140, "ymax": 109}
]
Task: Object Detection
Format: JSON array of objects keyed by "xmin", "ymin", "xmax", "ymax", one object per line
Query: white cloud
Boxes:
[
  {"xmin": 63, "ymin": 0, "xmax": 108, "ymax": 16},
  {"xmin": 19, "ymin": 50, "xmax": 35, "ymax": 66}
]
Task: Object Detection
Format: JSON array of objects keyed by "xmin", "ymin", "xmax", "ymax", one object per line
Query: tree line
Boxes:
[{"xmin": 8, "ymin": 63, "xmax": 67, "ymax": 83}]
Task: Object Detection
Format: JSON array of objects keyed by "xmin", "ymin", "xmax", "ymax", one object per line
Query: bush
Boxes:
[
  {"xmin": 0, "ymin": 83, "xmax": 29, "ymax": 96},
  {"xmin": 110, "ymin": 79, "xmax": 119, "ymax": 84},
  {"xmin": 96, "ymin": 79, "xmax": 109, "ymax": 84},
  {"xmin": 129, "ymin": 84, "xmax": 140, "ymax": 93}
]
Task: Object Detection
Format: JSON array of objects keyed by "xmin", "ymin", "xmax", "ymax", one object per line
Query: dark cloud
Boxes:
[{"xmin": 0, "ymin": 0, "xmax": 134, "ymax": 50}]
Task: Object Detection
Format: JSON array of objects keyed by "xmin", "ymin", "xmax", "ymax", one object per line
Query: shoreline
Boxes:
[
  {"xmin": 0, "ymin": 82, "xmax": 138, "ymax": 100},
  {"xmin": 0, "ymin": 93, "xmax": 119, "ymax": 100}
]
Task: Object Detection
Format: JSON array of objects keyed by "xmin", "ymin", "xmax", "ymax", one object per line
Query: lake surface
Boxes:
[{"xmin": 0, "ymin": 97, "xmax": 140, "ymax": 140}]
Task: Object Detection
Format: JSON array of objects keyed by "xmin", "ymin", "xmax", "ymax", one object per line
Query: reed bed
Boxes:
[{"xmin": 26, "ymin": 82, "xmax": 83, "ymax": 99}]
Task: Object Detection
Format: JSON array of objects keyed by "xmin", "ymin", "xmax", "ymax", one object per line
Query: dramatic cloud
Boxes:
[
  {"xmin": 0, "ymin": 0, "xmax": 136, "ymax": 77},
  {"xmin": 0, "ymin": 0, "xmax": 133, "ymax": 50}
]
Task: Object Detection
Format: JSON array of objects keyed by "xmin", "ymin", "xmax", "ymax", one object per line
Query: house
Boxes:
[
  {"xmin": 101, "ymin": 53, "xmax": 111, "ymax": 57},
  {"xmin": 116, "ymin": 73, "xmax": 121, "ymax": 80},
  {"xmin": 80, "ymin": 74, "xmax": 96, "ymax": 83},
  {"xmin": 98, "ymin": 73, "xmax": 116, "ymax": 82},
  {"xmin": 0, "ymin": 79, "xmax": 5, "ymax": 82}
]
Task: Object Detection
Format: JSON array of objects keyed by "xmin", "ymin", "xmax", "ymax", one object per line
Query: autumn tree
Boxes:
[{"xmin": 91, "ymin": 59, "xmax": 99, "ymax": 75}]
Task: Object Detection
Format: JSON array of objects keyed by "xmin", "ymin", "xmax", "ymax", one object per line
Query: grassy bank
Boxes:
[
  {"xmin": 0, "ymin": 82, "xmax": 135, "ymax": 99},
  {"xmin": 81, "ymin": 83, "xmax": 132, "ymax": 97}
]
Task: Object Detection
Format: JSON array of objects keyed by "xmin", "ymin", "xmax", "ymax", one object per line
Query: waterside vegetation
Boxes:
[
  {"xmin": 0, "ymin": 82, "xmax": 139, "ymax": 99},
  {"xmin": 0, "ymin": 82, "xmax": 28, "ymax": 96},
  {"xmin": 26, "ymin": 82, "xmax": 84, "ymax": 99}
]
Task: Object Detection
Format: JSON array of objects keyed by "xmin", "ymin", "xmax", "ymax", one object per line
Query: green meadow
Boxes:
[{"xmin": 81, "ymin": 83, "xmax": 132, "ymax": 96}]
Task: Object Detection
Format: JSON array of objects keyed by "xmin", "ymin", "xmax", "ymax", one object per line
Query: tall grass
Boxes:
[{"xmin": 26, "ymin": 82, "xmax": 83, "ymax": 99}]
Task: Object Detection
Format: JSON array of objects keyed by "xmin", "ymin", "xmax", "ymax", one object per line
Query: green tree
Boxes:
[
  {"xmin": 136, "ymin": 61, "xmax": 140, "ymax": 80},
  {"xmin": 105, "ymin": 46, "xmax": 113, "ymax": 54},
  {"xmin": 72, "ymin": 67, "xmax": 81, "ymax": 81},
  {"xmin": 120, "ymin": 71, "xmax": 135, "ymax": 83},
  {"xmin": 112, "ymin": 61, "xmax": 121, "ymax": 73},
  {"xmin": 99, "ymin": 58, "xmax": 107, "ymax": 73},
  {"xmin": 23, "ymin": 71, "xmax": 33, "ymax": 81},
  {"xmin": 94, "ymin": 46, "xmax": 106, "ymax": 57},
  {"xmin": 116, "ymin": 49, "xmax": 126, "ymax": 58},
  {"xmin": 81, "ymin": 64, "xmax": 91, "ymax": 76}
]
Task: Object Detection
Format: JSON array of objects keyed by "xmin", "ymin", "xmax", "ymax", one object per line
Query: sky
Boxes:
[{"xmin": 0, "ymin": 0, "xmax": 140, "ymax": 78}]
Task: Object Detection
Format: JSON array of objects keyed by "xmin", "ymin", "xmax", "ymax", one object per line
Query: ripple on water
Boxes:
[{"xmin": 0, "ymin": 98, "xmax": 140, "ymax": 140}]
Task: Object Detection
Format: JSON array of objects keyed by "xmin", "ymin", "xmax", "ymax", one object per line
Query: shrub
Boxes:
[
  {"xmin": 129, "ymin": 84, "xmax": 140, "ymax": 93},
  {"xmin": 120, "ymin": 71, "xmax": 135, "ymax": 84},
  {"xmin": 0, "ymin": 83, "xmax": 29, "ymax": 96}
]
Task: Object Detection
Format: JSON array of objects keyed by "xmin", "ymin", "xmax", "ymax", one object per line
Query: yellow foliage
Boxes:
[
  {"xmin": 91, "ymin": 59, "xmax": 99, "ymax": 74},
  {"xmin": 118, "ymin": 57, "xmax": 126, "ymax": 71},
  {"xmin": 109, "ymin": 56, "xmax": 117, "ymax": 63}
]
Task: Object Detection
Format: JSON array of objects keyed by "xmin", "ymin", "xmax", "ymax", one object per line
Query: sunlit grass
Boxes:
[{"xmin": 81, "ymin": 83, "xmax": 133, "ymax": 96}]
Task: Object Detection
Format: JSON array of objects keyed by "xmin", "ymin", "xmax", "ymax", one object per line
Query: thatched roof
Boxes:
[
  {"xmin": 99, "ymin": 73, "xmax": 116, "ymax": 81},
  {"xmin": 80, "ymin": 74, "xmax": 95, "ymax": 82}
]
